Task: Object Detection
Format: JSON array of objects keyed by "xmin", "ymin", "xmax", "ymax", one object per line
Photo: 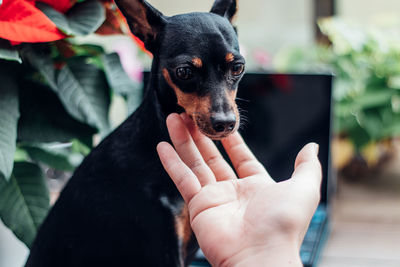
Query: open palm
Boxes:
[{"xmin": 157, "ymin": 113, "xmax": 322, "ymax": 267}]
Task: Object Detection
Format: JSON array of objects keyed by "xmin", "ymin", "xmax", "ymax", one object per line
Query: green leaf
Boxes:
[
  {"xmin": 102, "ymin": 53, "xmax": 138, "ymax": 95},
  {"xmin": 0, "ymin": 162, "xmax": 50, "ymax": 248},
  {"xmin": 380, "ymin": 108, "xmax": 400, "ymax": 137},
  {"xmin": 357, "ymin": 110, "xmax": 384, "ymax": 139},
  {"xmin": 388, "ymin": 75, "xmax": 400, "ymax": 90},
  {"xmin": 0, "ymin": 71, "xmax": 20, "ymax": 180},
  {"xmin": 348, "ymin": 124, "xmax": 371, "ymax": 150},
  {"xmin": 22, "ymin": 143, "xmax": 83, "ymax": 171},
  {"xmin": 102, "ymin": 53, "xmax": 143, "ymax": 113},
  {"xmin": 22, "ymin": 45, "xmax": 57, "ymax": 89},
  {"xmin": 0, "ymin": 39, "xmax": 22, "ymax": 63},
  {"xmin": 14, "ymin": 148, "xmax": 29, "ymax": 162},
  {"xmin": 392, "ymin": 94, "xmax": 400, "ymax": 113},
  {"xmin": 353, "ymin": 89, "xmax": 393, "ymax": 110},
  {"xmin": 334, "ymin": 113, "xmax": 358, "ymax": 134},
  {"xmin": 24, "ymin": 48, "xmax": 111, "ymax": 135},
  {"xmin": 57, "ymin": 57, "xmax": 111, "ymax": 134},
  {"xmin": 71, "ymin": 139, "xmax": 90, "ymax": 156},
  {"xmin": 18, "ymin": 79, "xmax": 96, "ymax": 145},
  {"xmin": 72, "ymin": 44, "xmax": 105, "ymax": 58},
  {"xmin": 126, "ymin": 92, "xmax": 143, "ymax": 115},
  {"xmin": 37, "ymin": 1, "xmax": 105, "ymax": 36},
  {"xmin": 382, "ymin": 116, "xmax": 400, "ymax": 137}
]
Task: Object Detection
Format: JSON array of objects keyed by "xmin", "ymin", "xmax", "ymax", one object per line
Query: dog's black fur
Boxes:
[{"xmin": 25, "ymin": 0, "xmax": 245, "ymax": 266}]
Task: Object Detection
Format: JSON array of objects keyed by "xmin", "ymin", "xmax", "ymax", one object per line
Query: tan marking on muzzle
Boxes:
[
  {"xmin": 225, "ymin": 53, "xmax": 234, "ymax": 63},
  {"xmin": 227, "ymin": 89, "xmax": 237, "ymax": 106},
  {"xmin": 192, "ymin": 57, "xmax": 203, "ymax": 68},
  {"xmin": 162, "ymin": 68, "xmax": 211, "ymax": 116},
  {"xmin": 227, "ymin": 89, "xmax": 240, "ymax": 130}
]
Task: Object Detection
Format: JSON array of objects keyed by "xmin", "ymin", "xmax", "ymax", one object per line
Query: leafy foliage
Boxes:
[
  {"xmin": 102, "ymin": 52, "xmax": 143, "ymax": 114},
  {"xmin": 0, "ymin": 0, "xmax": 67, "ymax": 42},
  {"xmin": 17, "ymin": 78, "xmax": 97, "ymax": 144},
  {"xmin": 37, "ymin": 1, "xmax": 105, "ymax": 36},
  {"xmin": 274, "ymin": 18, "xmax": 400, "ymax": 150},
  {"xmin": 0, "ymin": 0, "xmax": 144, "ymax": 248},
  {"xmin": 0, "ymin": 162, "xmax": 50, "ymax": 248},
  {"xmin": 0, "ymin": 71, "xmax": 20, "ymax": 181},
  {"xmin": 0, "ymin": 39, "xmax": 22, "ymax": 63}
]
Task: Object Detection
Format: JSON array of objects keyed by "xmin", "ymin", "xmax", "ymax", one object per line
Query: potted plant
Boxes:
[
  {"xmin": 0, "ymin": 0, "xmax": 144, "ymax": 248},
  {"xmin": 273, "ymin": 18, "xmax": 400, "ymax": 173}
]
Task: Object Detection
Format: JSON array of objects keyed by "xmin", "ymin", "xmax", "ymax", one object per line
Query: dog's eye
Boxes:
[
  {"xmin": 176, "ymin": 67, "xmax": 193, "ymax": 80},
  {"xmin": 230, "ymin": 63, "xmax": 245, "ymax": 76}
]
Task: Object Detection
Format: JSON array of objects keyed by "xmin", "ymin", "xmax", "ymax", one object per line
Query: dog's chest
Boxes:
[{"xmin": 159, "ymin": 194, "xmax": 194, "ymax": 261}]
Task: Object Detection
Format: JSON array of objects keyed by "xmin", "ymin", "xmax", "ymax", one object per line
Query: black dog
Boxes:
[{"xmin": 26, "ymin": 0, "xmax": 245, "ymax": 266}]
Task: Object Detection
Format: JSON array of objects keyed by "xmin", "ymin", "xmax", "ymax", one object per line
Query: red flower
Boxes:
[
  {"xmin": 0, "ymin": 0, "xmax": 149, "ymax": 55},
  {"xmin": 0, "ymin": 0, "xmax": 67, "ymax": 43}
]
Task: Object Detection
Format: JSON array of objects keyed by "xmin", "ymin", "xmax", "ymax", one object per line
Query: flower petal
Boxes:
[{"xmin": 0, "ymin": 0, "xmax": 66, "ymax": 43}]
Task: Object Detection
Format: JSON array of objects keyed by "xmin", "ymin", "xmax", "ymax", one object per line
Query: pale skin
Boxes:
[{"xmin": 156, "ymin": 113, "xmax": 322, "ymax": 267}]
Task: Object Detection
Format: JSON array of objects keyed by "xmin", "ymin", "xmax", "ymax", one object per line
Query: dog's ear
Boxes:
[
  {"xmin": 210, "ymin": 0, "xmax": 237, "ymax": 22},
  {"xmin": 114, "ymin": 0, "xmax": 166, "ymax": 52}
]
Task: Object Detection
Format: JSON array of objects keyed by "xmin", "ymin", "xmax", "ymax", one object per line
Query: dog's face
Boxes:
[
  {"xmin": 115, "ymin": 0, "xmax": 244, "ymax": 139},
  {"xmin": 160, "ymin": 13, "xmax": 244, "ymax": 139}
]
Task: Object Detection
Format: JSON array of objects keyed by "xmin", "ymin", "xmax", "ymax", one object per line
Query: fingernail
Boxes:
[
  {"xmin": 313, "ymin": 143, "xmax": 319, "ymax": 156},
  {"xmin": 179, "ymin": 112, "xmax": 186, "ymax": 119},
  {"xmin": 167, "ymin": 113, "xmax": 178, "ymax": 123},
  {"xmin": 179, "ymin": 113, "xmax": 190, "ymax": 123}
]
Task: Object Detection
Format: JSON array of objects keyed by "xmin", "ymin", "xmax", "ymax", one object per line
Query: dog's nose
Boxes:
[{"xmin": 211, "ymin": 112, "xmax": 236, "ymax": 133}]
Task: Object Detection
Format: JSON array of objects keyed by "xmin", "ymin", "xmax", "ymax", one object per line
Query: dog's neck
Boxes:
[{"xmin": 126, "ymin": 57, "xmax": 179, "ymax": 146}]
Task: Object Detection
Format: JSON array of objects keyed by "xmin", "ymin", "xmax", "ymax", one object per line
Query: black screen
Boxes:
[{"xmin": 236, "ymin": 73, "xmax": 333, "ymax": 204}]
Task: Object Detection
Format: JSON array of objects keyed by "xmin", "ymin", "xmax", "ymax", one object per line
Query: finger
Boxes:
[
  {"xmin": 291, "ymin": 143, "xmax": 322, "ymax": 191},
  {"xmin": 221, "ymin": 132, "xmax": 273, "ymax": 181},
  {"xmin": 180, "ymin": 113, "xmax": 237, "ymax": 181},
  {"xmin": 166, "ymin": 113, "xmax": 216, "ymax": 186},
  {"xmin": 157, "ymin": 142, "xmax": 201, "ymax": 202}
]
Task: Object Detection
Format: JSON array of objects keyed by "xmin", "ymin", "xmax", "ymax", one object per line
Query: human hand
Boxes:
[{"xmin": 156, "ymin": 113, "xmax": 322, "ymax": 267}]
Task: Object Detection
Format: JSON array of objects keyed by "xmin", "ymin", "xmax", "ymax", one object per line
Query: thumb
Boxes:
[{"xmin": 291, "ymin": 143, "xmax": 322, "ymax": 189}]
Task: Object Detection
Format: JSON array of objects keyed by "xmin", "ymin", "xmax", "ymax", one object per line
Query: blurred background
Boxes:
[{"xmin": 0, "ymin": 0, "xmax": 399, "ymax": 266}]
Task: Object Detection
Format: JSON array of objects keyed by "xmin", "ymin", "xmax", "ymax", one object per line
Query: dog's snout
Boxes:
[{"xmin": 211, "ymin": 112, "xmax": 236, "ymax": 133}]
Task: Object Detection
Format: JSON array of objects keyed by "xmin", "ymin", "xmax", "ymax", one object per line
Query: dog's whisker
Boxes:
[
  {"xmin": 237, "ymin": 107, "xmax": 249, "ymax": 115},
  {"xmin": 235, "ymin": 97, "xmax": 250, "ymax": 102},
  {"xmin": 238, "ymin": 108, "xmax": 250, "ymax": 131}
]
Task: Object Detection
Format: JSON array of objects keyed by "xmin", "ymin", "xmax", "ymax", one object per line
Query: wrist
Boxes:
[{"xmin": 220, "ymin": 241, "xmax": 302, "ymax": 267}]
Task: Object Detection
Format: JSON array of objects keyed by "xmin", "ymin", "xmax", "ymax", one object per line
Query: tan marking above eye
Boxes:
[
  {"xmin": 192, "ymin": 57, "xmax": 203, "ymax": 68},
  {"xmin": 225, "ymin": 53, "xmax": 234, "ymax": 63}
]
